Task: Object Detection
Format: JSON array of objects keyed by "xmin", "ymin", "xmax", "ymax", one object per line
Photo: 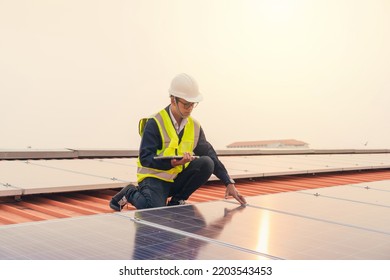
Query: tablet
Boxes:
[{"xmin": 153, "ymin": 155, "xmax": 199, "ymax": 160}]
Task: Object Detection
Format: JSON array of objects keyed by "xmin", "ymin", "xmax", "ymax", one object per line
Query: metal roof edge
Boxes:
[
  {"xmin": 0, "ymin": 149, "xmax": 139, "ymax": 160},
  {"xmin": 1, "ymin": 148, "xmax": 390, "ymax": 160},
  {"xmin": 20, "ymin": 182, "xmax": 128, "ymax": 196},
  {"xmin": 0, "ymin": 150, "xmax": 77, "ymax": 160},
  {"xmin": 73, "ymin": 149, "xmax": 139, "ymax": 158},
  {"xmin": 216, "ymin": 149, "xmax": 390, "ymax": 156}
]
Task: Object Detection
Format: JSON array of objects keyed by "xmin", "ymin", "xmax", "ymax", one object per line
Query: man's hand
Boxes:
[
  {"xmin": 171, "ymin": 152, "xmax": 194, "ymax": 167},
  {"xmin": 225, "ymin": 184, "xmax": 247, "ymax": 205}
]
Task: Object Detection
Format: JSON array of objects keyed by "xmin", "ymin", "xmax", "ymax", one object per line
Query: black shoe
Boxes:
[
  {"xmin": 109, "ymin": 199, "xmax": 121, "ymax": 211},
  {"xmin": 109, "ymin": 183, "xmax": 136, "ymax": 211},
  {"xmin": 167, "ymin": 199, "xmax": 187, "ymax": 206}
]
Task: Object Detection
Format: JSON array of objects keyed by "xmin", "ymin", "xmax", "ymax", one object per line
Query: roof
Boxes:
[
  {"xmin": 2, "ymin": 150, "xmax": 390, "ymax": 197},
  {"xmin": 1, "ymin": 149, "xmax": 390, "ymax": 260},
  {"xmin": 2, "ymin": 170, "xmax": 390, "ymax": 224},
  {"xmin": 1, "ymin": 149, "xmax": 390, "ymax": 225}
]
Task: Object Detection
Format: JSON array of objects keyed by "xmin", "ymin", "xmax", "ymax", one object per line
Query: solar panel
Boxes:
[
  {"xmin": 2, "ymin": 153, "xmax": 390, "ymax": 196},
  {"xmin": 0, "ymin": 160, "xmax": 131, "ymax": 195},
  {"xmin": 219, "ymin": 153, "xmax": 390, "ymax": 177},
  {"xmin": 120, "ymin": 186, "xmax": 390, "ymax": 260},
  {"xmin": 243, "ymin": 187, "xmax": 390, "ymax": 259},
  {"xmin": 351, "ymin": 180, "xmax": 390, "ymax": 192},
  {"xmin": 300, "ymin": 183, "xmax": 390, "ymax": 208},
  {"xmin": 0, "ymin": 212, "xmax": 267, "ymax": 260},
  {"xmin": 0, "ymin": 184, "xmax": 390, "ymax": 260},
  {"xmin": 0, "ymin": 182, "xmax": 21, "ymax": 196}
]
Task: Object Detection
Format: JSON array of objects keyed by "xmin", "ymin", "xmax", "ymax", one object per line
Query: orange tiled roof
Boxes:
[{"xmin": 1, "ymin": 169, "xmax": 390, "ymax": 226}]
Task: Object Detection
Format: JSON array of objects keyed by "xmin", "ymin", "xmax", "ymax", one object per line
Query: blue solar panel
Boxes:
[
  {"xmin": 1, "ymin": 182, "xmax": 389, "ymax": 260},
  {"xmin": 121, "ymin": 186, "xmax": 390, "ymax": 260},
  {"xmin": 0, "ymin": 212, "xmax": 266, "ymax": 260}
]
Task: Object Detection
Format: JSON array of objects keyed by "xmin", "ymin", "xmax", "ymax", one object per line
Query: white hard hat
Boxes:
[{"xmin": 168, "ymin": 73, "xmax": 203, "ymax": 102}]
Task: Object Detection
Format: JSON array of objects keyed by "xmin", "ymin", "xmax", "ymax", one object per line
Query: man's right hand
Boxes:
[{"xmin": 171, "ymin": 152, "xmax": 194, "ymax": 167}]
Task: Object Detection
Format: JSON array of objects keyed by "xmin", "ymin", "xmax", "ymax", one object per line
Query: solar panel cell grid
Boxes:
[{"xmin": 0, "ymin": 178, "xmax": 389, "ymax": 260}]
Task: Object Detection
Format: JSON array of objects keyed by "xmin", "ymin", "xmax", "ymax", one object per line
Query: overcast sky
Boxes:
[{"xmin": 1, "ymin": 0, "xmax": 389, "ymax": 150}]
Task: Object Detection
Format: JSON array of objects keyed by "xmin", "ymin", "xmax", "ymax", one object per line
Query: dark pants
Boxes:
[{"xmin": 129, "ymin": 156, "xmax": 214, "ymax": 209}]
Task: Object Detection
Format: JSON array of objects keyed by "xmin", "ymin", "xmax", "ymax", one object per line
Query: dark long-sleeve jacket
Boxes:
[{"xmin": 138, "ymin": 106, "xmax": 231, "ymax": 186}]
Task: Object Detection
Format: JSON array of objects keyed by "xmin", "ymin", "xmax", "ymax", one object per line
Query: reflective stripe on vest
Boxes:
[{"xmin": 137, "ymin": 109, "xmax": 201, "ymax": 183}]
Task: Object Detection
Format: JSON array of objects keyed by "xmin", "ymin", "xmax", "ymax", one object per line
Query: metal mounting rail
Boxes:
[{"xmin": 1, "ymin": 148, "xmax": 390, "ymax": 160}]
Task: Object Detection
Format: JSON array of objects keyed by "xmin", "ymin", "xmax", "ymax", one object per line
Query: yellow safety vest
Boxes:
[{"xmin": 137, "ymin": 109, "xmax": 201, "ymax": 183}]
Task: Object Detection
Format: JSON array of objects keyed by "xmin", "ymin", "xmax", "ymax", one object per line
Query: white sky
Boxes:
[{"xmin": 1, "ymin": 0, "xmax": 389, "ymax": 150}]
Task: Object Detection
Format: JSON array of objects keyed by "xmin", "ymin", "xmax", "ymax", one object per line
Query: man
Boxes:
[{"xmin": 109, "ymin": 73, "xmax": 246, "ymax": 211}]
